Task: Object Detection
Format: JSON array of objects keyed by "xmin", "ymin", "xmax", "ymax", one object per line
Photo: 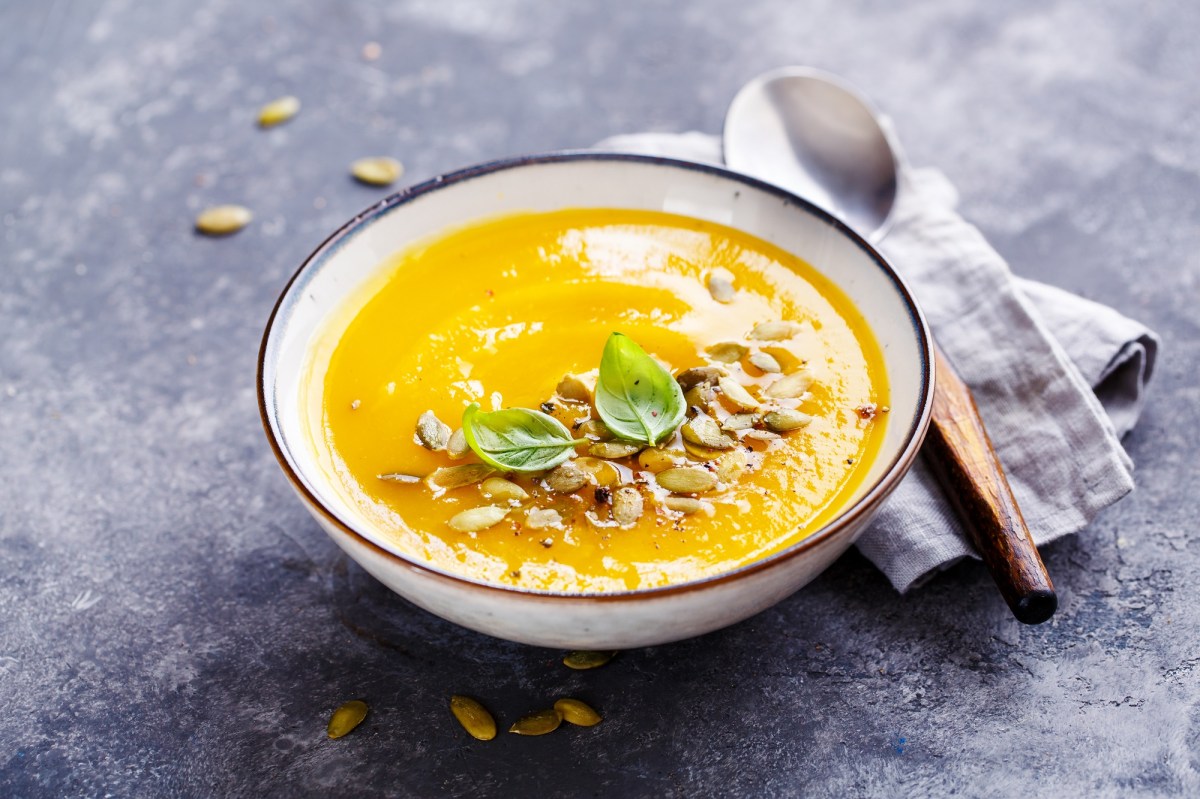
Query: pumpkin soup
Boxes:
[{"xmin": 309, "ymin": 209, "xmax": 887, "ymax": 593}]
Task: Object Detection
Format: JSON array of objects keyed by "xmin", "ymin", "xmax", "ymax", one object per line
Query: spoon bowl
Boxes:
[{"xmin": 723, "ymin": 66, "xmax": 899, "ymax": 242}]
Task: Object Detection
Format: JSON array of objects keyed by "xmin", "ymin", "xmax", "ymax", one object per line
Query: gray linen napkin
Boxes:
[{"xmin": 594, "ymin": 132, "xmax": 1160, "ymax": 591}]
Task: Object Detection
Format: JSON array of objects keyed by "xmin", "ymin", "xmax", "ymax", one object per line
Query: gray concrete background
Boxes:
[{"xmin": 1, "ymin": 1, "xmax": 1197, "ymax": 796}]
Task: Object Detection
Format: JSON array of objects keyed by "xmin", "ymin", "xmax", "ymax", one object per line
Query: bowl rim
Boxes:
[{"xmin": 257, "ymin": 150, "xmax": 934, "ymax": 601}]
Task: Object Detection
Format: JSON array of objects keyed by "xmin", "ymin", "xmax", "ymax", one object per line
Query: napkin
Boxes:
[{"xmin": 594, "ymin": 132, "xmax": 1160, "ymax": 591}]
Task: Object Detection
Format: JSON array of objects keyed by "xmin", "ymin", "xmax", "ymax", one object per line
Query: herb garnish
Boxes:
[
  {"xmin": 595, "ymin": 332, "xmax": 686, "ymax": 446},
  {"xmin": 461, "ymin": 403, "xmax": 582, "ymax": 473}
]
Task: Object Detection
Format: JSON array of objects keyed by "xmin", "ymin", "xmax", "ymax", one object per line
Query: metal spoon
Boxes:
[{"xmin": 724, "ymin": 66, "xmax": 1057, "ymax": 624}]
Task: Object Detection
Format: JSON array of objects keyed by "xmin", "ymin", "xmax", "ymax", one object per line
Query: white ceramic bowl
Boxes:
[{"xmin": 258, "ymin": 153, "xmax": 934, "ymax": 649}]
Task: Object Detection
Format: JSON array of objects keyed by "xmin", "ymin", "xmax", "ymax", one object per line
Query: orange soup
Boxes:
[{"xmin": 310, "ymin": 209, "xmax": 888, "ymax": 592}]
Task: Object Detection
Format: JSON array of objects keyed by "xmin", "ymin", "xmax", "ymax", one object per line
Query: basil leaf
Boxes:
[
  {"xmin": 461, "ymin": 402, "xmax": 580, "ymax": 473},
  {"xmin": 595, "ymin": 332, "xmax": 686, "ymax": 446}
]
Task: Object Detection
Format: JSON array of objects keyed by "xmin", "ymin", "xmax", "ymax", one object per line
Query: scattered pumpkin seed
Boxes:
[
  {"xmin": 744, "ymin": 429, "xmax": 782, "ymax": 441},
  {"xmin": 257, "ymin": 95, "xmax": 300, "ymax": 128},
  {"xmin": 662, "ymin": 496, "xmax": 706, "ymax": 515},
  {"xmin": 749, "ymin": 320, "xmax": 802, "ymax": 341},
  {"xmin": 577, "ymin": 419, "xmax": 613, "ymax": 440},
  {"xmin": 763, "ymin": 409, "xmax": 814, "ymax": 432},
  {"xmin": 481, "ymin": 476, "xmax": 528, "ymax": 502},
  {"xmin": 563, "ymin": 650, "xmax": 617, "ymax": 670},
  {"xmin": 676, "ymin": 366, "xmax": 725, "ymax": 391},
  {"xmin": 350, "ymin": 156, "xmax": 403, "ymax": 187},
  {"xmin": 705, "ymin": 341, "xmax": 748, "ymax": 363},
  {"xmin": 327, "ymin": 699, "xmax": 368, "ymax": 739},
  {"xmin": 446, "ymin": 427, "xmax": 470, "ymax": 459},
  {"xmin": 554, "ymin": 698, "xmax": 602, "ymax": 727},
  {"xmin": 681, "ymin": 415, "xmax": 737, "ymax": 450},
  {"xmin": 748, "ymin": 351, "xmax": 782, "ymax": 373},
  {"xmin": 681, "ymin": 438, "xmax": 728, "ymax": 461},
  {"xmin": 195, "ymin": 205, "xmax": 252, "ymax": 236},
  {"xmin": 415, "ymin": 410, "xmax": 452, "ymax": 450},
  {"xmin": 764, "ymin": 370, "xmax": 814, "ymax": 399},
  {"xmin": 717, "ymin": 376, "xmax": 759, "ymax": 411},
  {"xmin": 546, "ymin": 461, "xmax": 589, "ymax": 492},
  {"xmin": 612, "ymin": 487, "xmax": 644, "ymax": 526},
  {"xmin": 526, "ymin": 507, "xmax": 563, "ymax": 530},
  {"xmin": 575, "ymin": 457, "xmax": 620, "ymax": 486},
  {"xmin": 684, "ymin": 383, "xmax": 717, "ymax": 414},
  {"xmin": 509, "ymin": 708, "xmax": 562, "ymax": 736},
  {"xmin": 721, "ymin": 413, "xmax": 759, "ymax": 431},
  {"xmin": 450, "ymin": 695, "xmax": 497, "ymax": 741},
  {"xmin": 588, "ymin": 441, "xmax": 642, "ymax": 459},
  {"xmin": 638, "ymin": 447, "xmax": 683, "ymax": 473},
  {"xmin": 706, "ymin": 267, "xmax": 736, "ymax": 303},
  {"xmin": 448, "ymin": 505, "xmax": 509, "ymax": 532},
  {"xmin": 715, "ymin": 447, "xmax": 749, "ymax": 482},
  {"xmin": 426, "ymin": 463, "xmax": 495, "ymax": 491},
  {"xmin": 656, "ymin": 467, "xmax": 719, "ymax": 494},
  {"xmin": 377, "ymin": 472, "xmax": 421, "ymax": 484},
  {"xmin": 556, "ymin": 374, "xmax": 592, "ymax": 403}
]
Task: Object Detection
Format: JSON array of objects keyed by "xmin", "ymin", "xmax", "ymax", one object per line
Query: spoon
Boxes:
[{"xmin": 724, "ymin": 66, "xmax": 1057, "ymax": 624}]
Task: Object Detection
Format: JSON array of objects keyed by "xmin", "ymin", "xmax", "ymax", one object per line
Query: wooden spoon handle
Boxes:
[{"xmin": 924, "ymin": 344, "xmax": 1057, "ymax": 624}]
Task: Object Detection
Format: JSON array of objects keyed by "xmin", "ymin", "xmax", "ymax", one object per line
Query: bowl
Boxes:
[{"xmin": 258, "ymin": 152, "xmax": 934, "ymax": 649}]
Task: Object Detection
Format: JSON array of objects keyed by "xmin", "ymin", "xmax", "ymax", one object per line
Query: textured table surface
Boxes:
[{"xmin": 2, "ymin": 1, "xmax": 1198, "ymax": 796}]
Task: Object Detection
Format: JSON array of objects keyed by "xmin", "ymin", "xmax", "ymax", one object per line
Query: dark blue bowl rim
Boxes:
[{"xmin": 257, "ymin": 150, "xmax": 935, "ymax": 601}]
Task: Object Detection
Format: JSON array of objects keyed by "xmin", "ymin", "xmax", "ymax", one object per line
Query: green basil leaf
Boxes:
[
  {"xmin": 595, "ymin": 332, "xmax": 686, "ymax": 446},
  {"xmin": 461, "ymin": 402, "xmax": 581, "ymax": 473}
]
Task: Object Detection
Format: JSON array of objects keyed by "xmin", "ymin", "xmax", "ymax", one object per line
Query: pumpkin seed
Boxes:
[
  {"xmin": 715, "ymin": 447, "xmax": 749, "ymax": 482},
  {"xmin": 546, "ymin": 462, "xmax": 589, "ymax": 492},
  {"xmin": 526, "ymin": 507, "xmax": 563, "ymax": 530},
  {"xmin": 426, "ymin": 463, "xmax": 495, "ymax": 491},
  {"xmin": 257, "ymin": 95, "xmax": 300, "ymax": 128},
  {"xmin": 556, "ymin": 374, "xmax": 592, "ymax": 403},
  {"xmin": 575, "ymin": 456, "xmax": 620, "ymax": 486},
  {"xmin": 706, "ymin": 267, "xmax": 736, "ymax": 303},
  {"xmin": 656, "ymin": 467, "xmax": 718, "ymax": 494},
  {"xmin": 676, "ymin": 366, "xmax": 725, "ymax": 391},
  {"xmin": 327, "ymin": 699, "xmax": 368, "ymax": 739},
  {"xmin": 681, "ymin": 415, "xmax": 737, "ymax": 450},
  {"xmin": 448, "ymin": 505, "xmax": 509, "ymax": 532},
  {"xmin": 563, "ymin": 650, "xmax": 617, "ymax": 670},
  {"xmin": 764, "ymin": 370, "xmax": 814, "ymax": 399},
  {"xmin": 481, "ymin": 477, "xmax": 528, "ymax": 502},
  {"xmin": 588, "ymin": 441, "xmax": 642, "ymax": 460},
  {"xmin": 705, "ymin": 341, "xmax": 748, "ymax": 363},
  {"xmin": 554, "ymin": 698, "xmax": 602, "ymax": 727},
  {"xmin": 195, "ymin": 205, "xmax": 252, "ymax": 236},
  {"xmin": 446, "ymin": 427, "xmax": 469, "ymax": 459},
  {"xmin": 717, "ymin": 377, "xmax": 759, "ymax": 411},
  {"xmin": 577, "ymin": 419, "xmax": 613, "ymax": 440},
  {"xmin": 684, "ymin": 383, "xmax": 717, "ymax": 414},
  {"xmin": 350, "ymin": 156, "xmax": 403, "ymax": 187},
  {"xmin": 612, "ymin": 487, "xmax": 643, "ymax": 526},
  {"xmin": 662, "ymin": 496, "xmax": 705, "ymax": 515},
  {"xmin": 681, "ymin": 438, "xmax": 728, "ymax": 461},
  {"xmin": 721, "ymin": 413, "xmax": 759, "ymax": 431},
  {"xmin": 763, "ymin": 409, "xmax": 814, "ymax": 432},
  {"xmin": 509, "ymin": 708, "xmax": 562, "ymax": 736},
  {"xmin": 638, "ymin": 447, "xmax": 683, "ymax": 473},
  {"xmin": 415, "ymin": 410, "xmax": 451, "ymax": 450},
  {"xmin": 748, "ymin": 351, "xmax": 782, "ymax": 373},
  {"xmin": 450, "ymin": 695, "xmax": 497, "ymax": 741},
  {"xmin": 744, "ymin": 429, "xmax": 782, "ymax": 441},
  {"xmin": 377, "ymin": 472, "xmax": 421, "ymax": 484},
  {"xmin": 749, "ymin": 320, "xmax": 802, "ymax": 341}
]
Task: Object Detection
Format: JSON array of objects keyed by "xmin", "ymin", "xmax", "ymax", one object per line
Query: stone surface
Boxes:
[{"xmin": 1, "ymin": 1, "xmax": 1198, "ymax": 796}]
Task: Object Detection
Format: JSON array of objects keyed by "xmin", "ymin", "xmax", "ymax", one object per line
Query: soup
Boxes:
[{"xmin": 309, "ymin": 209, "xmax": 888, "ymax": 593}]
